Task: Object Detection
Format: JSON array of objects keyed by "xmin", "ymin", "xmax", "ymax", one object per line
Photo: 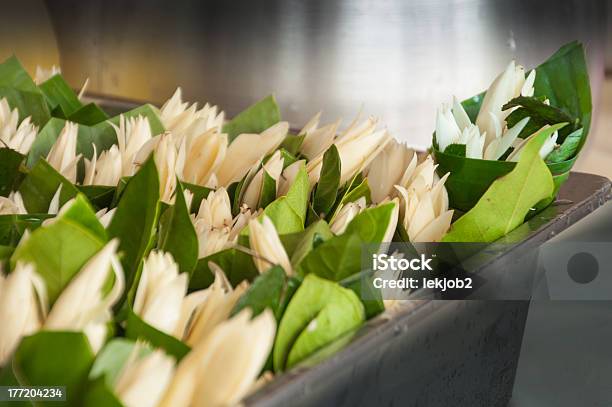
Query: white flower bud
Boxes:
[
  {"xmin": 248, "ymin": 216, "xmax": 292, "ymax": 275},
  {"xmin": 46, "ymin": 121, "xmax": 81, "ymax": 183}
]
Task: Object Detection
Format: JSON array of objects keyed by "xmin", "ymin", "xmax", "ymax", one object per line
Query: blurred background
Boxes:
[{"xmin": 1, "ymin": 1, "xmax": 611, "ymax": 405}]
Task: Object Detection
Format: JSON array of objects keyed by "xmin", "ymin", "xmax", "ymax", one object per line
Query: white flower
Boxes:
[
  {"xmin": 395, "ymin": 171, "xmax": 453, "ymax": 242},
  {"xmin": 44, "ymin": 240, "xmax": 124, "ymax": 353},
  {"xmin": 277, "ymin": 160, "xmax": 305, "ymax": 197},
  {"xmin": 133, "ymin": 251, "xmax": 188, "ymax": 335},
  {"xmin": 366, "ymin": 139, "xmax": 416, "ymax": 203},
  {"xmin": 177, "ymin": 269, "xmax": 247, "ymax": 346},
  {"xmin": 34, "ymin": 65, "xmax": 61, "ymax": 84},
  {"xmin": 248, "ymin": 216, "xmax": 292, "ymax": 275},
  {"xmin": 112, "ymin": 115, "xmax": 153, "ymax": 176},
  {"xmin": 160, "ymin": 88, "xmax": 225, "ymax": 146},
  {"xmin": 216, "ymin": 122, "xmax": 288, "ymax": 186},
  {"xmin": 194, "ymin": 188, "xmax": 233, "ymax": 229},
  {"xmin": 179, "ymin": 128, "xmax": 228, "ymax": 187},
  {"xmin": 241, "ymin": 150, "xmax": 284, "ymax": 209},
  {"xmin": 0, "ymin": 262, "xmax": 47, "ymax": 366},
  {"xmin": 46, "ymin": 121, "xmax": 81, "ymax": 183},
  {"xmin": 0, "ymin": 191, "xmax": 27, "ymax": 215},
  {"xmin": 298, "ymin": 112, "xmax": 340, "ymax": 160},
  {"xmin": 114, "ymin": 346, "xmax": 175, "ymax": 407},
  {"xmin": 0, "ymin": 98, "xmax": 38, "ymax": 155},
  {"xmin": 307, "ymin": 116, "xmax": 392, "ymax": 186},
  {"xmin": 83, "ymin": 144, "xmax": 123, "ymax": 186},
  {"xmin": 329, "ymin": 197, "xmax": 367, "ymax": 235},
  {"xmin": 160, "ymin": 309, "xmax": 276, "ymax": 407}
]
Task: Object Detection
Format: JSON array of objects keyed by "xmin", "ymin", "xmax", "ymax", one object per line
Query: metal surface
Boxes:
[
  {"xmin": 245, "ymin": 172, "xmax": 611, "ymax": 407},
  {"xmin": 44, "ymin": 0, "xmax": 606, "ymax": 149}
]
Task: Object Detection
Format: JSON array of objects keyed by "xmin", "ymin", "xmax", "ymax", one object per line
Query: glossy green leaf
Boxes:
[
  {"xmin": 82, "ymin": 377, "xmax": 123, "ymax": 407},
  {"xmin": 158, "ymin": 180, "xmax": 198, "ymax": 275},
  {"xmin": 546, "ymin": 128, "xmax": 583, "ymax": 163},
  {"xmin": 182, "ymin": 182, "xmax": 212, "ymax": 213},
  {"xmin": 11, "ymin": 195, "xmax": 106, "ymax": 303},
  {"xmin": 0, "ymin": 214, "xmax": 52, "ymax": 246},
  {"xmin": 280, "ymin": 220, "xmax": 333, "ymax": 267},
  {"xmin": 68, "ymin": 103, "xmax": 109, "ymax": 126},
  {"xmin": 262, "ymin": 163, "xmax": 309, "ymax": 234},
  {"xmin": 0, "ymin": 86, "xmax": 50, "ymax": 126},
  {"xmin": 223, "ymin": 95, "xmax": 281, "ymax": 142},
  {"xmin": 273, "ymin": 274, "xmax": 364, "ymax": 371},
  {"xmin": 77, "ymin": 185, "xmax": 116, "ymax": 210},
  {"xmin": 280, "ymin": 133, "xmax": 305, "ymax": 156},
  {"xmin": 13, "ymin": 331, "xmax": 95, "ymax": 406},
  {"xmin": 189, "ymin": 247, "xmax": 259, "ymax": 291},
  {"xmin": 232, "ymin": 266, "xmax": 287, "ymax": 319},
  {"xmin": 503, "ymin": 95, "xmax": 578, "ymax": 140},
  {"xmin": 39, "ymin": 74, "xmax": 83, "ymax": 117},
  {"xmin": 443, "ymin": 124, "xmax": 561, "ymax": 242},
  {"xmin": 107, "ymin": 156, "xmax": 160, "ymax": 299},
  {"xmin": 90, "ymin": 338, "xmax": 146, "ymax": 385},
  {"xmin": 18, "ymin": 159, "xmax": 79, "ymax": 213},
  {"xmin": 443, "ymin": 143, "xmax": 466, "ymax": 157},
  {"xmin": 0, "ymin": 56, "xmax": 40, "ymax": 93},
  {"xmin": 313, "ymin": 145, "xmax": 340, "ymax": 217},
  {"xmin": 125, "ymin": 310, "xmax": 190, "ymax": 361},
  {"xmin": 259, "ymin": 169, "xmax": 277, "ymax": 208},
  {"xmin": 0, "ymin": 148, "xmax": 24, "ymax": 196}
]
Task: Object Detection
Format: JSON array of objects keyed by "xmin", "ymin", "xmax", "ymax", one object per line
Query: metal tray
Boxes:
[{"xmin": 245, "ymin": 172, "xmax": 611, "ymax": 407}]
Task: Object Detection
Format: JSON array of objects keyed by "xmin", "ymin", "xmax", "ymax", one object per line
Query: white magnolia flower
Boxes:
[
  {"xmin": 83, "ymin": 144, "xmax": 123, "ymax": 186},
  {"xmin": 298, "ymin": 112, "xmax": 340, "ymax": 160},
  {"xmin": 112, "ymin": 115, "xmax": 153, "ymax": 176},
  {"xmin": 46, "ymin": 121, "xmax": 81, "ymax": 183},
  {"xmin": 34, "ymin": 65, "xmax": 61, "ymax": 84},
  {"xmin": 329, "ymin": 197, "xmax": 367, "ymax": 235},
  {"xmin": 194, "ymin": 224, "xmax": 232, "ymax": 258},
  {"xmin": 0, "ymin": 98, "xmax": 38, "ymax": 154},
  {"xmin": 241, "ymin": 150, "xmax": 284, "ymax": 209},
  {"xmin": 216, "ymin": 122, "xmax": 288, "ymax": 186},
  {"xmin": 307, "ymin": 116, "xmax": 392, "ymax": 186},
  {"xmin": 160, "ymin": 309, "xmax": 276, "ymax": 407},
  {"xmin": 133, "ymin": 251, "xmax": 188, "ymax": 335},
  {"xmin": 0, "ymin": 262, "xmax": 47, "ymax": 366},
  {"xmin": 476, "ymin": 61, "xmax": 536, "ymax": 147},
  {"xmin": 277, "ymin": 160, "xmax": 305, "ymax": 197},
  {"xmin": 44, "ymin": 239, "xmax": 124, "ymax": 353},
  {"xmin": 0, "ymin": 191, "xmax": 27, "ymax": 215},
  {"xmin": 179, "ymin": 128, "xmax": 228, "ymax": 187},
  {"xmin": 248, "ymin": 216, "xmax": 292, "ymax": 275},
  {"xmin": 366, "ymin": 139, "xmax": 416, "ymax": 203},
  {"xmin": 160, "ymin": 87, "xmax": 225, "ymax": 146},
  {"xmin": 395, "ymin": 171, "xmax": 453, "ymax": 242},
  {"xmin": 114, "ymin": 346, "xmax": 176, "ymax": 407},
  {"xmin": 177, "ymin": 269, "xmax": 247, "ymax": 347},
  {"xmin": 194, "ymin": 188, "xmax": 233, "ymax": 229}
]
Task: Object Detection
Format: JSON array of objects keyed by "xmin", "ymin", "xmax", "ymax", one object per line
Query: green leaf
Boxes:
[
  {"xmin": 533, "ymin": 41, "xmax": 591, "ymax": 151},
  {"xmin": 0, "ymin": 214, "xmax": 53, "ymax": 246},
  {"xmin": 82, "ymin": 377, "xmax": 123, "ymax": 407},
  {"xmin": 259, "ymin": 169, "xmax": 278, "ymax": 208},
  {"xmin": 273, "ymin": 274, "xmax": 364, "ymax": 371},
  {"xmin": 442, "ymin": 124, "xmax": 561, "ymax": 242},
  {"xmin": 443, "ymin": 143, "xmax": 466, "ymax": 157},
  {"xmin": 279, "ymin": 148, "xmax": 299, "ymax": 168},
  {"xmin": 13, "ymin": 331, "xmax": 95, "ymax": 406},
  {"xmin": 280, "ymin": 220, "xmax": 334, "ymax": 267},
  {"xmin": 107, "ymin": 156, "xmax": 160, "ymax": 300},
  {"xmin": 39, "ymin": 74, "xmax": 83, "ymax": 117},
  {"xmin": 0, "ymin": 86, "xmax": 50, "ymax": 126},
  {"xmin": 0, "ymin": 56, "xmax": 41, "ymax": 93},
  {"xmin": 158, "ymin": 180, "xmax": 198, "ymax": 275},
  {"xmin": 337, "ymin": 177, "xmax": 371, "ymax": 209},
  {"xmin": 262, "ymin": 163, "xmax": 309, "ymax": 234},
  {"xmin": 232, "ymin": 266, "xmax": 287, "ymax": 319},
  {"xmin": 503, "ymin": 95, "xmax": 578, "ymax": 140},
  {"xmin": 223, "ymin": 95, "xmax": 281, "ymax": 142},
  {"xmin": 11, "ymin": 195, "xmax": 106, "ymax": 303},
  {"xmin": 280, "ymin": 133, "xmax": 305, "ymax": 156},
  {"xmin": 339, "ymin": 270, "xmax": 385, "ymax": 319},
  {"xmin": 182, "ymin": 182, "xmax": 212, "ymax": 213},
  {"xmin": 77, "ymin": 185, "xmax": 116, "ymax": 210},
  {"xmin": 68, "ymin": 103, "xmax": 109, "ymax": 126},
  {"xmin": 19, "ymin": 158, "xmax": 79, "ymax": 213},
  {"xmin": 90, "ymin": 338, "xmax": 147, "ymax": 385},
  {"xmin": 0, "ymin": 148, "xmax": 24, "ymax": 196},
  {"xmin": 546, "ymin": 128, "xmax": 583, "ymax": 163},
  {"xmin": 125, "ymin": 310, "xmax": 190, "ymax": 361},
  {"xmin": 313, "ymin": 145, "xmax": 340, "ymax": 217},
  {"xmin": 189, "ymin": 247, "xmax": 259, "ymax": 291},
  {"xmin": 344, "ymin": 202, "xmax": 395, "ymax": 242},
  {"xmin": 26, "ymin": 117, "xmax": 66, "ymax": 167}
]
